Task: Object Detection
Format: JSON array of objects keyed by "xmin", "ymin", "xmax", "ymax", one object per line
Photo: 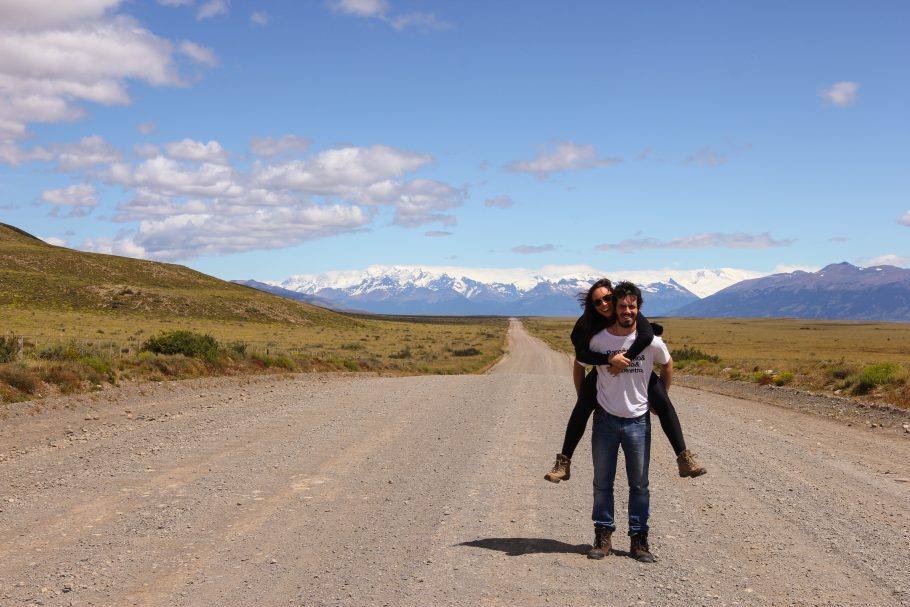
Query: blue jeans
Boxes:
[{"xmin": 591, "ymin": 409, "xmax": 651, "ymax": 536}]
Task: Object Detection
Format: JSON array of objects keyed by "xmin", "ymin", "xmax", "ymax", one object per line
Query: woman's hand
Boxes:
[{"xmin": 607, "ymin": 352, "xmax": 630, "ymax": 375}]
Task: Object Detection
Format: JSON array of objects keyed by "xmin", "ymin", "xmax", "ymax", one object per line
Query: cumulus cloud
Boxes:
[
  {"xmin": 863, "ymin": 254, "xmax": 908, "ymax": 267},
  {"xmin": 94, "ymin": 139, "xmax": 465, "ymax": 259},
  {"xmin": 595, "ymin": 232, "xmax": 794, "ymax": 252},
  {"xmin": 898, "ymin": 210, "xmax": 910, "ymax": 226},
  {"xmin": 165, "ymin": 138, "xmax": 229, "ymax": 164},
  {"xmin": 250, "ymin": 135, "xmax": 311, "ymax": 158},
  {"xmin": 513, "ymin": 244, "xmax": 556, "ymax": 255},
  {"xmin": 0, "ymin": 0, "xmax": 121, "ymax": 29},
  {"xmin": 40, "ymin": 183, "xmax": 98, "ymax": 217},
  {"xmin": 106, "ymin": 156, "xmax": 240, "ymax": 198},
  {"xmin": 484, "ymin": 195, "xmax": 513, "ymax": 209},
  {"xmin": 684, "ymin": 146, "xmax": 727, "ymax": 167},
  {"xmin": 329, "ymin": 0, "xmax": 389, "ymax": 17},
  {"xmin": 197, "ymin": 0, "xmax": 228, "ymax": 20},
  {"xmin": 179, "ymin": 41, "xmax": 218, "ymax": 66},
  {"xmin": 506, "ymin": 141, "xmax": 621, "ymax": 178},
  {"xmin": 255, "ymin": 144, "xmax": 432, "ymax": 196},
  {"xmin": 821, "ymin": 81, "xmax": 859, "ymax": 107},
  {"xmin": 84, "ymin": 205, "xmax": 370, "ymax": 260},
  {"xmin": 51, "ymin": 135, "xmax": 120, "ymax": 170},
  {"xmin": 251, "ymin": 11, "xmax": 269, "ymax": 25},
  {"xmin": 0, "ymin": 2, "xmax": 214, "ymax": 159}
]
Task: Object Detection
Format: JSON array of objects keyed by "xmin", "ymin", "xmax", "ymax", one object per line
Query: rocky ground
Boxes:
[{"xmin": 1, "ymin": 320, "xmax": 908, "ymax": 606}]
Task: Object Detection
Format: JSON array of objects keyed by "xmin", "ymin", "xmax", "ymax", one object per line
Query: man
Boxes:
[{"xmin": 586, "ymin": 281, "xmax": 672, "ymax": 562}]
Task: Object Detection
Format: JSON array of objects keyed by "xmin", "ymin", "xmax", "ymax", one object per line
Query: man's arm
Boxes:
[
  {"xmin": 573, "ymin": 359, "xmax": 586, "ymax": 395},
  {"xmin": 659, "ymin": 357, "xmax": 673, "ymax": 392}
]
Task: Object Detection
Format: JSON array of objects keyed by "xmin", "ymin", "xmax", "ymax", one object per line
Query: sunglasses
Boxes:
[{"xmin": 593, "ymin": 296, "xmax": 612, "ymax": 307}]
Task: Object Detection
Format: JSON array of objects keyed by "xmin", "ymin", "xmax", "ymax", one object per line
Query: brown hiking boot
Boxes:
[
  {"xmin": 629, "ymin": 533, "xmax": 655, "ymax": 563},
  {"xmin": 677, "ymin": 449, "xmax": 707, "ymax": 478},
  {"xmin": 544, "ymin": 453, "xmax": 571, "ymax": 483},
  {"xmin": 587, "ymin": 527, "xmax": 612, "ymax": 560}
]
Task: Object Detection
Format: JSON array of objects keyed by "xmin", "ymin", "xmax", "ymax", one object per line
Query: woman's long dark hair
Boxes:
[{"xmin": 577, "ymin": 278, "xmax": 614, "ymax": 344}]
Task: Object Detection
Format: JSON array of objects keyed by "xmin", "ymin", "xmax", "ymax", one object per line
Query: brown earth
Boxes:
[{"xmin": 1, "ymin": 319, "xmax": 909, "ymax": 606}]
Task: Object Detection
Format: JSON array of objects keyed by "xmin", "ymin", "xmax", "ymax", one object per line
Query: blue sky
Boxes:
[{"xmin": 1, "ymin": 0, "xmax": 908, "ymax": 288}]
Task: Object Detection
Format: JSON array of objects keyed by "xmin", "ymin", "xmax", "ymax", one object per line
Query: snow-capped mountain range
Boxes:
[{"xmin": 239, "ymin": 265, "xmax": 762, "ymax": 316}]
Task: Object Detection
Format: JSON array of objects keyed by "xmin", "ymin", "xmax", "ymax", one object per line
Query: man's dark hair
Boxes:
[{"xmin": 611, "ymin": 281, "xmax": 643, "ymax": 308}]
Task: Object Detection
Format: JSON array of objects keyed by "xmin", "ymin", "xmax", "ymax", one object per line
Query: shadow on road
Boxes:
[{"xmin": 458, "ymin": 537, "xmax": 589, "ymax": 556}]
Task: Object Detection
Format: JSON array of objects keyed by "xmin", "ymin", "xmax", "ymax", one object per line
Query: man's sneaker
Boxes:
[
  {"xmin": 544, "ymin": 453, "xmax": 571, "ymax": 483},
  {"xmin": 587, "ymin": 526, "xmax": 612, "ymax": 560},
  {"xmin": 629, "ymin": 533, "xmax": 655, "ymax": 563},
  {"xmin": 676, "ymin": 449, "xmax": 707, "ymax": 478}
]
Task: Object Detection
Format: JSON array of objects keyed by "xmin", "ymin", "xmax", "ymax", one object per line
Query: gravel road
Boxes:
[{"xmin": 2, "ymin": 319, "xmax": 909, "ymax": 606}]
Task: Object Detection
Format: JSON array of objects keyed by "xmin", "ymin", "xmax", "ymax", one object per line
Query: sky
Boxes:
[{"xmin": 1, "ymin": 0, "xmax": 908, "ymax": 292}]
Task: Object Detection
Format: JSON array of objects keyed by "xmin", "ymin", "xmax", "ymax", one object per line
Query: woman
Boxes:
[{"xmin": 544, "ymin": 278, "xmax": 706, "ymax": 482}]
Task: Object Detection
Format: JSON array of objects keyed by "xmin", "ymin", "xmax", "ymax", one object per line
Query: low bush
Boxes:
[
  {"xmin": 852, "ymin": 362, "xmax": 904, "ymax": 395},
  {"xmin": 41, "ymin": 365, "xmax": 82, "ymax": 394},
  {"xmin": 671, "ymin": 346, "xmax": 720, "ymax": 364},
  {"xmin": 451, "ymin": 347, "xmax": 481, "ymax": 357},
  {"xmin": 774, "ymin": 371, "xmax": 795, "ymax": 386},
  {"xmin": 0, "ymin": 365, "xmax": 40, "ymax": 394},
  {"xmin": 0, "ymin": 336, "xmax": 20, "ymax": 363},
  {"xmin": 141, "ymin": 331, "xmax": 221, "ymax": 364}
]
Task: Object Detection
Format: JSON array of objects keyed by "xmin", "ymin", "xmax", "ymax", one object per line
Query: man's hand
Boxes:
[{"xmin": 607, "ymin": 352, "xmax": 630, "ymax": 376}]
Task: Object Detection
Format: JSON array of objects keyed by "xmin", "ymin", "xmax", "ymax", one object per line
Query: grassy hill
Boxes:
[
  {"xmin": 0, "ymin": 222, "xmax": 351, "ymax": 327},
  {"xmin": 0, "ymin": 224, "xmax": 508, "ymax": 402}
]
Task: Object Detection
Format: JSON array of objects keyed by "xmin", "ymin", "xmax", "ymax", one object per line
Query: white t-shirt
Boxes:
[{"xmin": 589, "ymin": 328, "xmax": 671, "ymax": 418}]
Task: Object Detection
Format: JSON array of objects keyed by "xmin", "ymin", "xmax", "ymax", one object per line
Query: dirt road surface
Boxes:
[{"xmin": 2, "ymin": 319, "xmax": 909, "ymax": 606}]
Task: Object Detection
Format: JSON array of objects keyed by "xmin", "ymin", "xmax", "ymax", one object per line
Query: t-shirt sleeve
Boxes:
[{"xmin": 650, "ymin": 336, "xmax": 671, "ymax": 365}]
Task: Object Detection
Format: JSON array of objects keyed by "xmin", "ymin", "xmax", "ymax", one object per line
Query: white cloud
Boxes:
[
  {"xmin": 0, "ymin": 0, "xmax": 121, "ymax": 29},
  {"xmin": 179, "ymin": 41, "xmax": 218, "ymax": 66},
  {"xmin": 40, "ymin": 235, "xmax": 68, "ymax": 246},
  {"xmin": 385, "ymin": 179, "xmax": 465, "ymax": 227},
  {"xmin": 0, "ymin": 140, "xmax": 52, "ymax": 165},
  {"xmin": 85, "ymin": 205, "xmax": 371, "ymax": 260},
  {"xmin": 255, "ymin": 144, "xmax": 432, "ymax": 196},
  {"xmin": 595, "ymin": 232, "xmax": 794, "ymax": 252},
  {"xmin": 52, "ymin": 135, "xmax": 121, "ymax": 170},
  {"xmin": 106, "ymin": 156, "xmax": 240, "ymax": 197},
  {"xmin": 425, "ymin": 230, "xmax": 452, "ymax": 237},
  {"xmin": 134, "ymin": 143, "xmax": 160, "ymax": 157},
  {"xmin": 684, "ymin": 146, "xmax": 727, "ymax": 166},
  {"xmin": 250, "ymin": 135, "xmax": 311, "ymax": 158},
  {"xmin": 40, "ymin": 183, "xmax": 98, "ymax": 216},
  {"xmin": 821, "ymin": 81, "xmax": 859, "ymax": 107},
  {"xmin": 165, "ymin": 138, "xmax": 229, "ymax": 164},
  {"xmin": 328, "ymin": 0, "xmax": 446, "ymax": 30},
  {"xmin": 329, "ymin": 0, "xmax": 389, "ymax": 18},
  {"xmin": 0, "ymin": 7, "xmax": 213, "ymax": 156},
  {"xmin": 863, "ymin": 254, "xmax": 909, "ymax": 267},
  {"xmin": 197, "ymin": 0, "xmax": 228, "ymax": 20},
  {"xmin": 898, "ymin": 210, "xmax": 910, "ymax": 226},
  {"xmin": 513, "ymin": 244, "xmax": 555, "ymax": 255},
  {"xmin": 250, "ymin": 11, "xmax": 269, "ymax": 25},
  {"xmin": 484, "ymin": 195, "xmax": 513, "ymax": 209},
  {"xmin": 506, "ymin": 141, "xmax": 621, "ymax": 178},
  {"xmin": 158, "ymin": 0, "xmax": 194, "ymax": 6},
  {"xmin": 136, "ymin": 122, "xmax": 156, "ymax": 135}
]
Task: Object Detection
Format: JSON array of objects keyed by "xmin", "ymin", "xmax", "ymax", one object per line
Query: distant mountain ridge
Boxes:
[
  {"xmin": 252, "ymin": 268, "xmax": 702, "ymax": 316},
  {"xmin": 674, "ymin": 262, "xmax": 910, "ymax": 321}
]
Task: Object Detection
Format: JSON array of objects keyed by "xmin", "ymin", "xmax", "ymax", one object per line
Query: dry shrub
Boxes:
[
  {"xmin": 41, "ymin": 364, "xmax": 82, "ymax": 394},
  {"xmin": 0, "ymin": 364, "xmax": 39, "ymax": 394}
]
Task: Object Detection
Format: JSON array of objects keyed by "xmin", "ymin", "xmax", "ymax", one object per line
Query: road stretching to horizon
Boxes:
[{"xmin": 1, "ymin": 319, "xmax": 908, "ymax": 606}]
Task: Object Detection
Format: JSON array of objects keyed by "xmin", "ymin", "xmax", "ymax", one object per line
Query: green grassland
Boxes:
[
  {"xmin": 523, "ymin": 316, "xmax": 910, "ymax": 409},
  {"xmin": 0, "ymin": 224, "xmax": 508, "ymax": 403}
]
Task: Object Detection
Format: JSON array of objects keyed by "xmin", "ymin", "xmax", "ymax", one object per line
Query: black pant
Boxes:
[{"xmin": 559, "ymin": 368, "xmax": 686, "ymax": 459}]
